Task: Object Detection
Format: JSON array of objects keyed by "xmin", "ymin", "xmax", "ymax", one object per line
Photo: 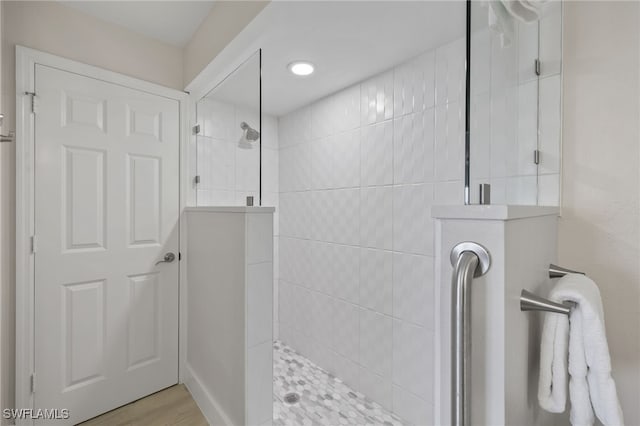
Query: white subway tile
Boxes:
[
  {"xmin": 435, "ymin": 38, "xmax": 465, "ymax": 106},
  {"xmin": 360, "ymin": 248, "xmax": 393, "ymax": 315},
  {"xmin": 394, "ymin": 109, "xmax": 435, "ymax": 185},
  {"xmin": 392, "ymin": 385, "xmax": 433, "ymax": 426},
  {"xmin": 359, "ymin": 308, "xmax": 392, "ymax": 378},
  {"xmin": 393, "ymin": 184, "xmax": 434, "ymax": 256},
  {"xmin": 392, "ymin": 320, "xmax": 434, "ymax": 401},
  {"xmin": 539, "ymin": 75, "xmax": 561, "ymax": 175},
  {"xmin": 360, "ymin": 186, "xmax": 393, "ymax": 250},
  {"xmin": 434, "ymin": 102, "xmax": 464, "ymax": 182},
  {"xmin": 361, "ymin": 121, "xmax": 394, "ymax": 186},
  {"xmin": 393, "ymin": 253, "xmax": 434, "ymax": 328},
  {"xmin": 361, "ymin": 71, "xmax": 394, "ymax": 125},
  {"xmin": 332, "ymin": 299, "xmax": 360, "ymax": 362},
  {"xmin": 394, "ymin": 50, "xmax": 436, "ymax": 116}
]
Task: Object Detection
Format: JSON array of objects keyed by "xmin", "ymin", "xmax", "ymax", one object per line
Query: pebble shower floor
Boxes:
[{"xmin": 273, "ymin": 341, "xmax": 406, "ymax": 426}]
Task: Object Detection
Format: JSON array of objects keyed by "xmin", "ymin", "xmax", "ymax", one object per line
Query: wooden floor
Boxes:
[{"xmin": 79, "ymin": 385, "xmax": 208, "ymax": 426}]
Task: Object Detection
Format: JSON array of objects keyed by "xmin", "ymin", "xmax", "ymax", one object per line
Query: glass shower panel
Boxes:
[
  {"xmin": 469, "ymin": 1, "xmax": 562, "ymax": 205},
  {"xmin": 196, "ymin": 50, "xmax": 262, "ymax": 206}
]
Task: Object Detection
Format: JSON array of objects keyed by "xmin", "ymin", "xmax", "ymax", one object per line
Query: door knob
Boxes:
[{"xmin": 155, "ymin": 252, "xmax": 176, "ymax": 265}]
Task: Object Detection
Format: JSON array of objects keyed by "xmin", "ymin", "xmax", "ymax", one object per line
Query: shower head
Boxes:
[{"xmin": 238, "ymin": 121, "xmax": 260, "ymax": 149}]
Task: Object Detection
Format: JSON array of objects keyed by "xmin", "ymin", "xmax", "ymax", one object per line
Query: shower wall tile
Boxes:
[
  {"xmin": 392, "ymin": 320, "xmax": 434, "ymax": 401},
  {"xmin": 539, "ymin": 1, "xmax": 562, "ymax": 78},
  {"xmin": 279, "ymin": 144, "xmax": 312, "ymax": 192},
  {"xmin": 393, "ymin": 109, "xmax": 435, "ymax": 185},
  {"xmin": 361, "ymin": 71, "xmax": 394, "ymax": 125},
  {"xmin": 262, "ymin": 115, "xmax": 279, "ymax": 150},
  {"xmin": 360, "ymin": 368, "xmax": 393, "ymax": 412},
  {"xmin": 471, "ymin": 28, "xmax": 491, "ymax": 95},
  {"xmin": 538, "ymin": 173, "xmax": 560, "ymax": 206},
  {"xmin": 506, "ymin": 175, "xmax": 538, "ymax": 205},
  {"xmin": 332, "ymin": 299, "xmax": 360, "ymax": 362},
  {"xmin": 279, "ymin": 106, "xmax": 312, "ymax": 148},
  {"xmin": 392, "ymin": 385, "xmax": 433, "ymax": 426},
  {"xmin": 359, "ymin": 248, "xmax": 393, "ymax": 315},
  {"xmin": 392, "ymin": 184, "xmax": 434, "ymax": 256},
  {"xmin": 539, "ymin": 74, "xmax": 562, "ymax": 175},
  {"xmin": 434, "ymin": 181, "xmax": 464, "ymax": 205},
  {"xmin": 435, "ymin": 38, "xmax": 466, "ymax": 106},
  {"xmin": 392, "ymin": 253, "xmax": 434, "ymax": 328},
  {"xmin": 277, "ymin": 40, "xmax": 467, "ymax": 423},
  {"xmin": 434, "ymin": 102, "xmax": 465, "ymax": 182},
  {"xmin": 393, "ymin": 50, "xmax": 436, "ymax": 117},
  {"xmin": 332, "ymin": 244, "xmax": 360, "ymax": 304},
  {"xmin": 470, "ymin": 92, "xmax": 491, "ymax": 181},
  {"xmin": 517, "ymin": 20, "xmax": 540, "ymax": 84},
  {"xmin": 360, "ymin": 186, "xmax": 393, "ymax": 250},
  {"xmin": 361, "ymin": 121, "xmax": 394, "ymax": 186},
  {"xmin": 359, "ymin": 308, "xmax": 393, "ymax": 378},
  {"xmin": 262, "ymin": 148, "xmax": 279, "ymax": 193},
  {"xmin": 517, "ymin": 80, "xmax": 539, "ymax": 177}
]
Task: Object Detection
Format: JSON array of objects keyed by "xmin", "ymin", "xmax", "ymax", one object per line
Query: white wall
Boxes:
[
  {"xmin": 183, "ymin": 1, "xmax": 268, "ymax": 86},
  {"xmin": 276, "ymin": 38, "xmax": 465, "ymax": 425},
  {"xmin": 560, "ymin": 2, "xmax": 640, "ymax": 424}
]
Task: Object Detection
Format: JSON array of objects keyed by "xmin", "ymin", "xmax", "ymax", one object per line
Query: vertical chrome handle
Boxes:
[{"xmin": 449, "ymin": 242, "xmax": 491, "ymax": 426}]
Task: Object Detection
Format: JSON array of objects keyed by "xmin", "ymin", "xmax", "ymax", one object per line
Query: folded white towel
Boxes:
[{"xmin": 538, "ymin": 274, "xmax": 624, "ymax": 426}]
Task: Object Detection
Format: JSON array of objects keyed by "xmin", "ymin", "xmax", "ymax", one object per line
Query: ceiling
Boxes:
[
  {"xmin": 62, "ymin": 1, "xmax": 215, "ymax": 47},
  {"xmin": 199, "ymin": 1, "xmax": 465, "ymax": 117}
]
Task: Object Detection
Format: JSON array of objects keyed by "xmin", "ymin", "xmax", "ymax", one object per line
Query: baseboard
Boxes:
[{"xmin": 184, "ymin": 364, "xmax": 235, "ymax": 426}]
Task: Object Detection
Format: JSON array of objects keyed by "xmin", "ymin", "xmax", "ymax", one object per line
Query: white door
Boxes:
[{"xmin": 34, "ymin": 64, "xmax": 180, "ymax": 424}]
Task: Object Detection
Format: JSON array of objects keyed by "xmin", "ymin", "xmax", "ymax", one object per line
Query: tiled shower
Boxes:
[
  {"xmin": 276, "ymin": 38, "xmax": 465, "ymax": 424},
  {"xmin": 192, "ymin": 3, "xmax": 562, "ymax": 424}
]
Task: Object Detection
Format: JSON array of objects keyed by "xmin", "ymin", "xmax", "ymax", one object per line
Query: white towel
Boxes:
[
  {"xmin": 502, "ymin": 0, "xmax": 548, "ymax": 23},
  {"xmin": 538, "ymin": 274, "xmax": 624, "ymax": 426},
  {"xmin": 487, "ymin": 0, "xmax": 548, "ymax": 47}
]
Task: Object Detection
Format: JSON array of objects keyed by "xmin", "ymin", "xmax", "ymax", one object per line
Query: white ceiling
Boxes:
[
  {"xmin": 61, "ymin": 1, "xmax": 215, "ymax": 47},
  {"xmin": 198, "ymin": 1, "xmax": 465, "ymax": 117}
]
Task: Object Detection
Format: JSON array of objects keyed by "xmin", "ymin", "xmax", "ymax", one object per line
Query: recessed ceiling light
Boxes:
[{"xmin": 288, "ymin": 61, "xmax": 315, "ymax": 76}]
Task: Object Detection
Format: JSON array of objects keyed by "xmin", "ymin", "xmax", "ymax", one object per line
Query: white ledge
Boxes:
[
  {"xmin": 185, "ymin": 206, "xmax": 275, "ymax": 214},
  {"xmin": 431, "ymin": 205, "xmax": 559, "ymax": 220}
]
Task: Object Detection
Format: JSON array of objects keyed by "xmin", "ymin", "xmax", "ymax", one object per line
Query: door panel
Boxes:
[{"xmin": 34, "ymin": 64, "xmax": 180, "ymax": 425}]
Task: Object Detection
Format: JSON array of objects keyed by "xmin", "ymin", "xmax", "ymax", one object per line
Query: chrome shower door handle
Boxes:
[{"xmin": 155, "ymin": 252, "xmax": 176, "ymax": 265}]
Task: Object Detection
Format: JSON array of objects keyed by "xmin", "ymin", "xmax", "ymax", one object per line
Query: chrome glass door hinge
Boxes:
[
  {"xmin": 194, "ymin": 175, "xmax": 200, "ymax": 185},
  {"xmin": 193, "ymin": 124, "xmax": 201, "ymax": 135},
  {"xmin": 30, "ymin": 373, "xmax": 35, "ymax": 393},
  {"xmin": 25, "ymin": 92, "xmax": 37, "ymax": 114},
  {"xmin": 30, "ymin": 235, "xmax": 37, "ymax": 254},
  {"xmin": 534, "ymin": 149, "xmax": 540, "ymax": 165},
  {"xmin": 534, "ymin": 59, "xmax": 541, "ymax": 76}
]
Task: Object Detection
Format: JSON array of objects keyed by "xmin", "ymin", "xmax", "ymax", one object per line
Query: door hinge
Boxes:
[
  {"xmin": 25, "ymin": 92, "xmax": 37, "ymax": 114},
  {"xmin": 30, "ymin": 235, "xmax": 37, "ymax": 254},
  {"xmin": 534, "ymin": 59, "xmax": 541, "ymax": 76},
  {"xmin": 194, "ymin": 175, "xmax": 200, "ymax": 185},
  {"xmin": 178, "ymin": 252, "xmax": 182, "ymax": 261},
  {"xmin": 30, "ymin": 373, "xmax": 35, "ymax": 393},
  {"xmin": 534, "ymin": 149, "xmax": 540, "ymax": 165},
  {"xmin": 192, "ymin": 124, "xmax": 201, "ymax": 135}
]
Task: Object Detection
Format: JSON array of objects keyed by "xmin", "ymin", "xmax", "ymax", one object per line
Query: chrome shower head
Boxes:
[{"xmin": 240, "ymin": 121, "xmax": 260, "ymax": 141}]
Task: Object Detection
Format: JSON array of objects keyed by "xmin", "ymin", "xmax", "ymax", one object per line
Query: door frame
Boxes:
[{"xmin": 15, "ymin": 46, "xmax": 190, "ymax": 422}]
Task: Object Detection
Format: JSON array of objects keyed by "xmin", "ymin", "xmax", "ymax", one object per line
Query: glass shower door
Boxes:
[
  {"xmin": 468, "ymin": 2, "xmax": 562, "ymax": 205},
  {"xmin": 195, "ymin": 50, "xmax": 262, "ymax": 206}
]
